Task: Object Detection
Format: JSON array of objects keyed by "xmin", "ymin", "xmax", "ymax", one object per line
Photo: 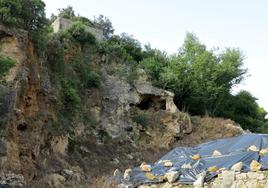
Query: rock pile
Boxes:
[{"xmin": 134, "ymin": 170, "xmax": 268, "ymax": 188}]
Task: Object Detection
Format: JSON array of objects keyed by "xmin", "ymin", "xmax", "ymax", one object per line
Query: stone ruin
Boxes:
[{"xmin": 51, "ymin": 17, "xmax": 104, "ymax": 41}]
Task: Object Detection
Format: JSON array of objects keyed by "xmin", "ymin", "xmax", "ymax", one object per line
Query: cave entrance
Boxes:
[{"xmin": 135, "ymin": 94, "xmax": 166, "ymax": 111}]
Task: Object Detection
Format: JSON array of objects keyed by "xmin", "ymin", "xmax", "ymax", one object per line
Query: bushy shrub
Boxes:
[
  {"xmin": 131, "ymin": 112, "xmax": 149, "ymax": 128},
  {"xmin": 46, "ymin": 34, "xmax": 64, "ymax": 72},
  {"xmin": 97, "ymin": 41, "xmax": 132, "ymax": 61},
  {"xmin": 84, "ymin": 70, "xmax": 101, "ymax": 88},
  {"xmin": 68, "ymin": 22, "xmax": 96, "ymax": 45},
  {"xmin": 0, "ymin": 56, "xmax": 16, "ymax": 79},
  {"xmin": 61, "ymin": 79, "xmax": 81, "ymax": 111}
]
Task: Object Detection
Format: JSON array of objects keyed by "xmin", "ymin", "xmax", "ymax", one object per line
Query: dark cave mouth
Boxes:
[{"xmin": 132, "ymin": 94, "xmax": 166, "ymax": 111}]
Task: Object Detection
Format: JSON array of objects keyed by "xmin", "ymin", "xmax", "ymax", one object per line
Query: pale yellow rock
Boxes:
[
  {"xmin": 164, "ymin": 161, "xmax": 173, "ymax": 167},
  {"xmin": 192, "ymin": 154, "xmax": 201, "ymax": 160},
  {"xmin": 235, "ymin": 173, "xmax": 247, "ymax": 180},
  {"xmin": 140, "ymin": 162, "xmax": 152, "ymax": 172},
  {"xmin": 212, "ymin": 150, "xmax": 222, "ymax": 156},
  {"xmin": 181, "ymin": 163, "xmax": 192, "ymax": 169},
  {"xmin": 247, "ymin": 172, "xmax": 265, "ymax": 180},
  {"xmin": 250, "ymin": 160, "xmax": 262, "ymax": 171},
  {"xmin": 231, "ymin": 162, "xmax": 243, "ymax": 172},
  {"xmin": 260, "ymin": 148, "xmax": 268, "ymax": 156},
  {"xmin": 164, "ymin": 171, "xmax": 179, "ymax": 183},
  {"xmin": 124, "ymin": 168, "xmax": 132, "ymax": 180},
  {"xmin": 113, "ymin": 169, "xmax": 121, "ymax": 176},
  {"xmin": 247, "ymin": 145, "xmax": 259, "ymax": 152},
  {"xmin": 145, "ymin": 173, "xmax": 156, "ymax": 180},
  {"xmin": 245, "ymin": 179, "xmax": 259, "ymax": 188},
  {"xmin": 222, "ymin": 170, "xmax": 235, "ymax": 188},
  {"xmin": 158, "ymin": 176, "xmax": 165, "ymax": 182},
  {"xmin": 208, "ymin": 166, "xmax": 218, "ymax": 172},
  {"xmin": 235, "ymin": 180, "xmax": 246, "ymax": 188}
]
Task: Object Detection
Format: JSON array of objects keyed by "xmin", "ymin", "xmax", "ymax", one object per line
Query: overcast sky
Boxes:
[{"xmin": 44, "ymin": 0, "xmax": 268, "ymax": 111}]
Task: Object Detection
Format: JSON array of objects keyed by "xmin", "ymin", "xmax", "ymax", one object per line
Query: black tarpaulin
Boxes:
[{"xmin": 123, "ymin": 134, "xmax": 268, "ymax": 187}]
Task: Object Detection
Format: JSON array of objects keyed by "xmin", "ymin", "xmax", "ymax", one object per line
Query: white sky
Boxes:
[{"xmin": 44, "ymin": 0, "xmax": 268, "ymax": 111}]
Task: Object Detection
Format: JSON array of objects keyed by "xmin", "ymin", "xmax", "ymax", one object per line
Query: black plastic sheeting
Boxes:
[{"xmin": 123, "ymin": 134, "xmax": 268, "ymax": 187}]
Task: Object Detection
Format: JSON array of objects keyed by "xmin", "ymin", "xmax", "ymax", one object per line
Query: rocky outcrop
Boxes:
[
  {"xmin": 0, "ymin": 24, "xmax": 58, "ymax": 184},
  {"xmin": 96, "ymin": 64, "xmax": 192, "ymax": 148},
  {"xmin": 0, "ymin": 24, "xmax": 245, "ymax": 187}
]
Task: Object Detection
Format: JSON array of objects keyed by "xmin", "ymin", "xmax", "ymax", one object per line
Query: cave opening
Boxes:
[
  {"xmin": 134, "ymin": 94, "xmax": 166, "ymax": 111},
  {"xmin": 17, "ymin": 123, "xmax": 27, "ymax": 131}
]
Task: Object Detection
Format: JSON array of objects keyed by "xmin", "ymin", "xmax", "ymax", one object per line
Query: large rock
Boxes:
[
  {"xmin": 164, "ymin": 171, "xmax": 179, "ymax": 183},
  {"xmin": 99, "ymin": 64, "xmax": 192, "ymax": 141},
  {"xmin": 221, "ymin": 170, "xmax": 235, "ymax": 188}
]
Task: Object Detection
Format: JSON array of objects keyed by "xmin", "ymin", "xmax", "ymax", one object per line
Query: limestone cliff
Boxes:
[{"xmin": 0, "ymin": 24, "xmax": 243, "ymax": 187}]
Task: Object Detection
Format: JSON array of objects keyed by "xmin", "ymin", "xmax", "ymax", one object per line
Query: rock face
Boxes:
[
  {"xmin": 0, "ymin": 23, "xmax": 194, "ymax": 186},
  {"xmin": 97, "ymin": 65, "xmax": 192, "ymax": 148},
  {"xmin": 52, "ymin": 16, "xmax": 104, "ymax": 41},
  {"xmin": 0, "ymin": 24, "xmax": 245, "ymax": 187}
]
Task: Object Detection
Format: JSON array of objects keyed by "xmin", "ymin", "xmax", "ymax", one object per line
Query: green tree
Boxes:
[
  {"xmin": 141, "ymin": 33, "xmax": 247, "ymax": 115},
  {"xmin": 68, "ymin": 21, "xmax": 96, "ymax": 46},
  {"xmin": 0, "ymin": 0, "xmax": 47, "ymax": 31},
  {"xmin": 93, "ymin": 14, "xmax": 114, "ymax": 39},
  {"xmin": 217, "ymin": 91, "xmax": 268, "ymax": 132},
  {"xmin": 58, "ymin": 6, "xmax": 75, "ymax": 19},
  {"xmin": 107, "ymin": 33, "xmax": 143, "ymax": 62},
  {"xmin": 0, "ymin": 0, "xmax": 23, "ymax": 27}
]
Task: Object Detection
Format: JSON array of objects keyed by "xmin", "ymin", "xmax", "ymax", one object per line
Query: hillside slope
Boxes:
[{"xmin": 0, "ymin": 24, "xmax": 243, "ymax": 187}]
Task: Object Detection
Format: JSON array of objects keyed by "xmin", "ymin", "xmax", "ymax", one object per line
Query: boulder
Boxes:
[
  {"xmin": 250, "ymin": 160, "xmax": 262, "ymax": 171},
  {"xmin": 221, "ymin": 170, "xmax": 235, "ymax": 188},
  {"xmin": 192, "ymin": 154, "xmax": 201, "ymax": 160},
  {"xmin": 164, "ymin": 171, "xmax": 179, "ymax": 183},
  {"xmin": 140, "ymin": 162, "xmax": 152, "ymax": 172},
  {"xmin": 124, "ymin": 169, "xmax": 132, "ymax": 180},
  {"xmin": 163, "ymin": 161, "xmax": 173, "ymax": 167},
  {"xmin": 212, "ymin": 150, "xmax": 222, "ymax": 156},
  {"xmin": 194, "ymin": 172, "xmax": 206, "ymax": 188},
  {"xmin": 247, "ymin": 145, "xmax": 259, "ymax": 152},
  {"xmin": 145, "ymin": 173, "xmax": 156, "ymax": 180},
  {"xmin": 208, "ymin": 166, "xmax": 218, "ymax": 172},
  {"xmin": 231, "ymin": 162, "xmax": 243, "ymax": 172}
]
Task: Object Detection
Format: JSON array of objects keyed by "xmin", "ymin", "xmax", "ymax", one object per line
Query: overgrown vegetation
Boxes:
[
  {"xmin": 1, "ymin": 0, "xmax": 267, "ymax": 132},
  {"xmin": 0, "ymin": 0, "xmax": 49, "ymax": 53},
  {"xmin": 45, "ymin": 20, "xmax": 101, "ymax": 117},
  {"xmin": 140, "ymin": 33, "xmax": 267, "ymax": 132},
  {"xmin": 0, "ymin": 55, "xmax": 16, "ymax": 79},
  {"xmin": 131, "ymin": 111, "xmax": 149, "ymax": 128}
]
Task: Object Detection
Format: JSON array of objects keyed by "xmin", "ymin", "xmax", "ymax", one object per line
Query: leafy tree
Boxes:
[
  {"xmin": 93, "ymin": 14, "xmax": 114, "ymax": 39},
  {"xmin": 217, "ymin": 91, "xmax": 268, "ymax": 132},
  {"xmin": 107, "ymin": 33, "xmax": 143, "ymax": 62},
  {"xmin": 0, "ymin": 0, "xmax": 47, "ymax": 31},
  {"xmin": 141, "ymin": 33, "xmax": 247, "ymax": 115},
  {"xmin": 61, "ymin": 79, "xmax": 81, "ymax": 111},
  {"xmin": 46, "ymin": 34, "xmax": 64, "ymax": 72},
  {"xmin": 58, "ymin": 6, "xmax": 75, "ymax": 19},
  {"xmin": 68, "ymin": 21, "xmax": 96, "ymax": 46},
  {"xmin": 0, "ymin": 0, "xmax": 23, "ymax": 27}
]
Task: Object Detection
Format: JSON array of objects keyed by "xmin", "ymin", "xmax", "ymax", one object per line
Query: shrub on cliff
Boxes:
[
  {"xmin": 61, "ymin": 79, "xmax": 81, "ymax": 111},
  {"xmin": 83, "ymin": 70, "xmax": 101, "ymax": 88},
  {"xmin": 46, "ymin": 35, "xmax": 64, "ymax": 72},
  {"xmin": 0, "ymin": 0, "xmax": 47, "ymax": 31},
  {"xmin": 93, "ymin": 14, "xmax": 114, "ymax": 39},
  {"xmin": 0, "ymin": 56, "xmax": 16, "ymax": 79},
  {"xmin": 68, "ymin": 22, "xmax": 96, "ymax": 46}
]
